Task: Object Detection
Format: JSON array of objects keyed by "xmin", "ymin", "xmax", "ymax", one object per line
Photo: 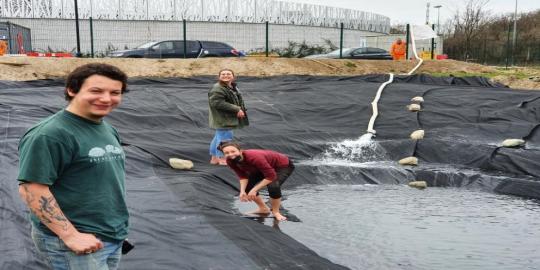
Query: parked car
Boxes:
[
  {"xmin": 305, "ymin": 47, "xmax": 392, "ymax": 60},
  {"xmin": 108, "ymin": 40, "xmax": 242, "ymax": 58}
]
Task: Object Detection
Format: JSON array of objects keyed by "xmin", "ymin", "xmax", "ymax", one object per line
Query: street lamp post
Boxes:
[
  {"xmin": 434, "ymin": 5, "xmax": 442, "ymax": 35},
  {"xmin": 425, "ymin": 2, "xmax": 430, "ymax": 25},
  {"xmin": 74, "ymin": 0, "xmax": 81, "ymax": 57},
  {"xmin": 511, "ymin": 0, "xmax": 517, "ymax": 66}
]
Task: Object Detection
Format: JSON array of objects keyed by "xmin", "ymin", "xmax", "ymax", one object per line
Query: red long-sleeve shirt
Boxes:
[{"xmin": 227, "ymin": 149, "xmax": 290, "ymax": 181}]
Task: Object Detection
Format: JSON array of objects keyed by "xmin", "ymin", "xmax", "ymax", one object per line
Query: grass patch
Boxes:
[
  {"xmin": 427, "ymin": 70, "xmax": 531, "ymax": 79},
  {"xmin": 344, "ymin": 61, "xmax": 356, "ymax": 68},
  {"xmin": 428, "ymin": 71, "xmax": 498, "ymax": 78}
]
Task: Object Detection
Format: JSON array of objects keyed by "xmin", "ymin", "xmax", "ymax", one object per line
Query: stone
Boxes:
[
  {"xmin": 398, "ymin": 156, "xmax": 418, "ymax": 166},
  {"xmin": 410, "ymin": 130, "xmax": 425, "ymax": 140},
  {"xmin": 169, "ymin": 158, "xmax": 194, "ymax": 170},
  {"xmin": 408, "ymin": 181, "xmax": 427, "ymax": 189},
  {"xmin": 407, "ymin": 104, "xmax": 421, "ymax": 112},
  {"xmin": 411, "ymin": 96, "xmax": 424, "ymax": 103},
  {"xmin": 502, "ymin": 139, "xmax": 525, "ymax": 148}
]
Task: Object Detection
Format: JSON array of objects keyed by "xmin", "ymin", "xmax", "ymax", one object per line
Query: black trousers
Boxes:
[{"xmin": 246, "ymin": 160, "xmax": 295, "ymax": 199}]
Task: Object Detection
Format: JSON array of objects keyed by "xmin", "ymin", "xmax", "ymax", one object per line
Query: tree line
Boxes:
[
  {"xmin": 391, "ymin": 0, "xmax": 539, "ymax": 65},
  {"xmin": 442, "ymin": 0, "xmax": 539, "ymax": 65}
]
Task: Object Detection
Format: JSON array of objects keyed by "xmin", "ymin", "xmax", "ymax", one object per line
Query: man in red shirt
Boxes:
[{"xmin": 219, "ymin": 141, "xmax": 295, "ymax": 221}]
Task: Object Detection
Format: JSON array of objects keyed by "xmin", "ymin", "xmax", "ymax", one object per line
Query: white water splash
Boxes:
[{"xmin": 309, "ymin": 133, "xmax": 389, "ymax": 165}]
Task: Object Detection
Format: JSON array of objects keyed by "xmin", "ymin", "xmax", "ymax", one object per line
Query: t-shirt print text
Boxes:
[{"xmin": 88, "ymin": 145, "xmax": 124, "ymax": 163}]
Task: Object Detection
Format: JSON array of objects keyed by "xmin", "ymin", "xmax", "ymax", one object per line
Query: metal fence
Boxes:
[
  {"xmin": 446, "ymin": 38, "xmax": 540, "ymax": 66},
  {"xmin": 1, "ymin": 18, "xmax": 386, "ymax": 56},
  {"xmin": 0, "ymin": 0, "xmax": 445, "ymax": 59},
  {"xmin": 441, "ymin": 16, "xmax": 540, "ymax": 66},
  {"xmin": 0, "ymin": 17, "xmax": 442, "ymax": 58}
]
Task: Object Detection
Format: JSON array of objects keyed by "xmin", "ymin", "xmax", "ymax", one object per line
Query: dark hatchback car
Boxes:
[
  {"xmin": 108, "ymin": 40, "xmax": 242, "ymax": 58},
  {"xmin": 305, "ymin": 47, "xmax": 392, "ymax": 60}
]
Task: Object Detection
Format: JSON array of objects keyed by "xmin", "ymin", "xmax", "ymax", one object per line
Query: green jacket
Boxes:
[{"xmin": 208, "ymin": 82, "xmax": 249, "ymax": 129}]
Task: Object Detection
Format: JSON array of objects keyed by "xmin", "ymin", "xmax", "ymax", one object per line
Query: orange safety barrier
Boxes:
[
  {"xmin": 26, "ymin": 52, "xmax": 73, "ymax": 57},
  {"xmin": 436, "ymin": 54, "xmax": 448, "ymax": 60},
  {"xmin": 17, "ymin": 32, "xmax": 25, "ymax": 54}
]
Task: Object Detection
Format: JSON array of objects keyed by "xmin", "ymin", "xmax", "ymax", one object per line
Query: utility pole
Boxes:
[
  {"xmin": 511, "ymin": 0, "xmax": 518, "ymax": 66},
  {"xmin": 434, "ymin": 5, "xmax": 442, "ymax": 35},
  {"xmin": 90, "ymin": 0, "xmax": 94, "ymax": 58},
  {"xmin": 425, "ymin": 2, "xmax": 430, "ymax": 25},
  {"xmin": 74, "ymin": 0, "xmax": 81, "ymax": 57}
]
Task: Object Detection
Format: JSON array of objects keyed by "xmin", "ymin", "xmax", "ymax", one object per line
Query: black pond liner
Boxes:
[{"xmin": 1, "ymin": 74, "xmax": 538, "ymax": 269}]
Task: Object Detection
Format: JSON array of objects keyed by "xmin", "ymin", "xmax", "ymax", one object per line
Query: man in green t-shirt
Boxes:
[{"xmin": 18, "ymin": 63, "xmax": 130, "ymax": 270}]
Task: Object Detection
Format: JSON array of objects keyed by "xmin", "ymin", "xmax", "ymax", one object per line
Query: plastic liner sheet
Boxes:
[{"xmin": 1, "ymin": 74, "xmax": 539, "ymax": 269}]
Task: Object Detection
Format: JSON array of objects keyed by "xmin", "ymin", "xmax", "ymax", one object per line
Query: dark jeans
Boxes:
[{"xmin": 246, "ymin": 160, "xmax": 295, "ymax": 199}]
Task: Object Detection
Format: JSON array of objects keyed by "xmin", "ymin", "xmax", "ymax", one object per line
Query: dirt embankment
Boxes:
[{"xmin": 0, "ymin": 57, "xmax": 538, "ymax": 90}]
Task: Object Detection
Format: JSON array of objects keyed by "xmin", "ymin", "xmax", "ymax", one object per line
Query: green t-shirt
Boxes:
[{"xmin": 18, "ymin": 110, "xmax": 129, "ymax": 242}]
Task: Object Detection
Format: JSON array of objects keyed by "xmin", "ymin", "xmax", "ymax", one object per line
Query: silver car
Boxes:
[{"xmin": 305, "ymin": 47, "xmax": 392, "ymax": 60}]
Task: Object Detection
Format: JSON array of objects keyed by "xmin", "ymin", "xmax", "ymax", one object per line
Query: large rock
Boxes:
[
  {"xmin": 502, "ymin": 139, "xmax": 525, "ymax": 148},
  {"xmin": 398, "ymin": 156, "xmax": 418, "ymax": 166},
  {"xmin": 411, "ymin": 96, "xmax": 424, "ymax": 103},
  {"xmin": 410, "ymin": 129, "xmax": 425, "ymax": 140},
  {"xmin": 407, "ymin": 104, "xmax": 421, "ymax": 112},
  {"xmin": 169, "ymin": 158, "xmax": 194, "ymax": 170},
  {"xmin": 408, "ymin": 181, "xmax": 427, "ymax": 189}
]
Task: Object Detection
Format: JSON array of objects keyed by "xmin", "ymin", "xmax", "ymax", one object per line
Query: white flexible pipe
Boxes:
[
  {"xmin": 365, "ymin": 25, "xmax": 424, "ymax": 135},
  {"xmin": 407, "ymin": 26, "xmax": 423, "ymax": 75},
  {"xmin": 366, "ymin": 73, "xmax": 394, "ymax": 134}
]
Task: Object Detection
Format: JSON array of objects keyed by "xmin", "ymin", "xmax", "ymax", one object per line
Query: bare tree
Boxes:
[
  {"xmin": 443, "ymin": 4, "xmax": 540, "ymax": 65},
  {"xmin": 452, "ymin": 0, "xmax": 490, "ymax": 60},
  {"xmin": 389, "ymin": 24, "xmax": 407, "ymax": 34}
]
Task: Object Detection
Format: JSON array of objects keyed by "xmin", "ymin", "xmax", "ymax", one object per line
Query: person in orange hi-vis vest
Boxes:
[
  {"xmin": 390, "ymin": 38, "xmax": 406, "ymax": 60},
  {"xmin": 0, "ymin": 40, "xmax": 8, "ymax": 56}
]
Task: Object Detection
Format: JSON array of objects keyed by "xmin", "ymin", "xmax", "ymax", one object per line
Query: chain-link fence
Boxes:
[
  {"xmin": 1, "ymin": 0, "xmax": 444, "ymax": 59},
  {"xmin": 448, "ymin": 38, "xmax": 540, "ymax": 66},
  {"xmin": 0, "ymin": 18, "xmax": 442, "ymax": 59}
]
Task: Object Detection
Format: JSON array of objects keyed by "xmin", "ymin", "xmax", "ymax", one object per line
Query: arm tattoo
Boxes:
[
  {"xmin": 39, "ymin": 196, "xmax": 68, "ymax": 222},
  {"xmin": 22, "ymin": 185, "xmax": 69, "ymax": 231},
  {"xmin": 37, "ymin": 196, "xmax": 68, "ymax": 231}
]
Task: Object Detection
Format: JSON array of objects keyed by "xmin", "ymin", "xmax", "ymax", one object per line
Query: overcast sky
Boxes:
[{"xmin": 288, "ymin": 0, "xmax": 539, "ymax": 25}]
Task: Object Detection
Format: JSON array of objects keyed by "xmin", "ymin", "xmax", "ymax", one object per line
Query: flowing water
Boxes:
[
  {"xmin": 235, "ymin": 135, "xmax": 540, "ymax": 269},
  {"xmin": 236, "ymin": 185, "xmax": 540, "ymax": 270},
  {"xmin": 316, "ymin": 133, "xmax": 387, "ymax": 163}
]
